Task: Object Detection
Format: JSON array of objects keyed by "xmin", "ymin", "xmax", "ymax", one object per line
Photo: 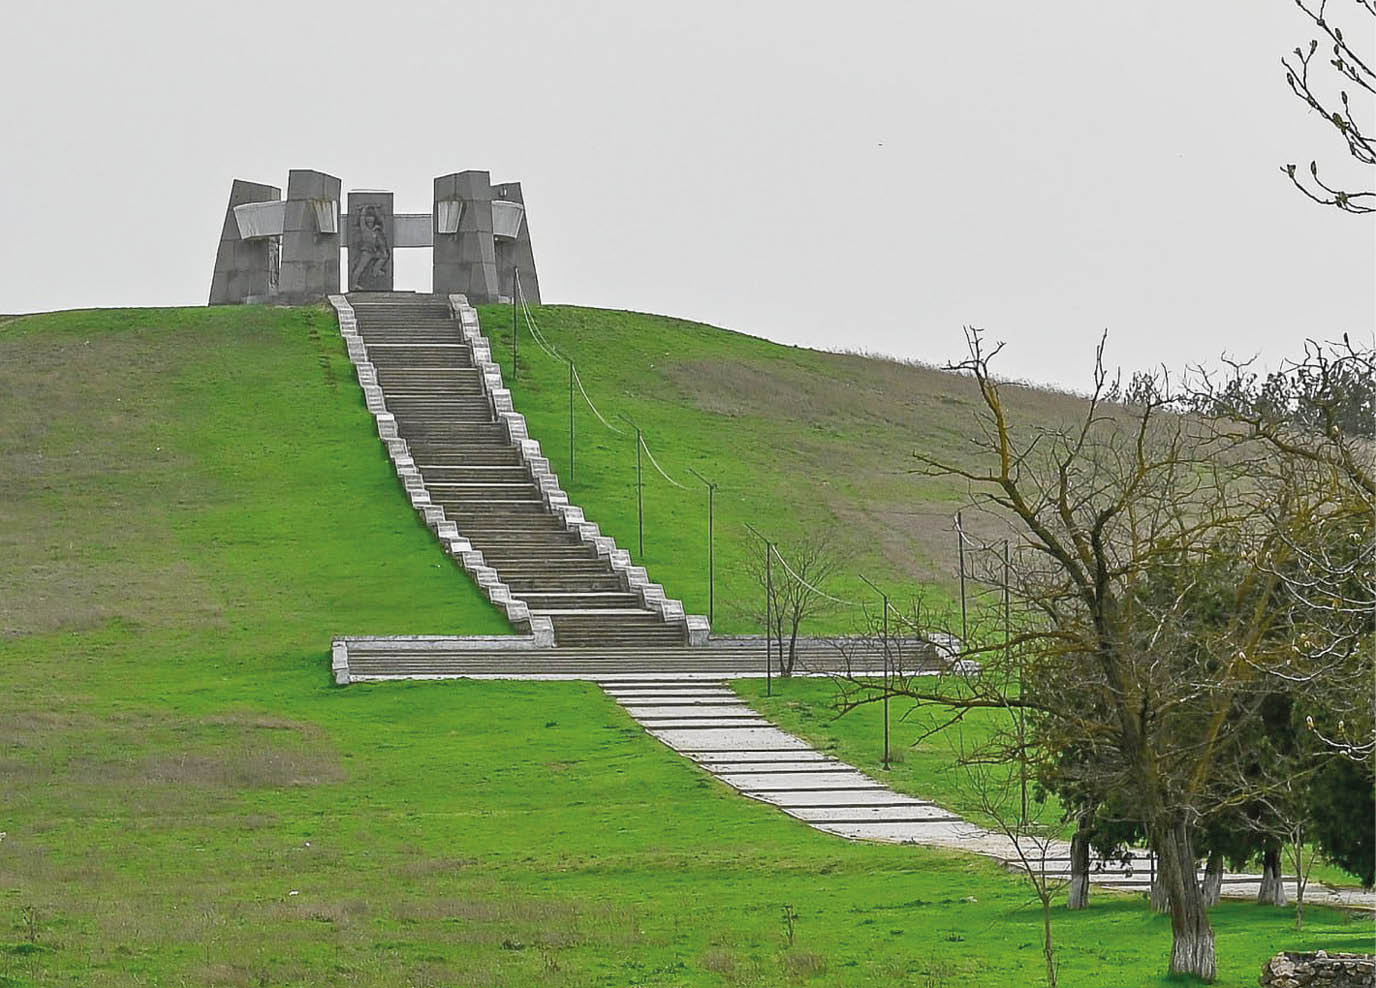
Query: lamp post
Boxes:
[
  {"xmin": 568, "ymin": 359, "xmax": 575, "ymax": 486},
  {"xmin": 859, "ymin": 574, "xmax": 891, "ymax": 770},
  {"xmin": 956, "ymin": 511, "xmax": 968, "ymax": 644},
  {"xmin": 1004, "ymin": 538, "xmax": 1026, "ymax": 826},
  {"xmin": 619, "ymin": 414, "xmax": 643, "ymax": 560},
  {"xmin": 511, "ymin": 270, "xmax": 520, "ymax": 383},
  {"xmin": 687, "ymin": 468, "xmax": 717, "ymax": 626},
  {"xmin": 745, "ymin": 522, "xmax": 774, "ymax": 695}
]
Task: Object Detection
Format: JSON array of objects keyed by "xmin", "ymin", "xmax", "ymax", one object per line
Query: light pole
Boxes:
[
  {"xmin": 511, "ymin": 270, "xmax": 520, "ymax": 383},
  {"xmin": 618, "ymin": 414, "xmax": 644, "ymax": 560},
  {"xmin": 568, "ymin": 359, "xmax": 575, "ymax": 486},
  {"xmin": 956, "ymin": 511, "xmax": 968, "ymax": 644},
  {"xmin": 688, "ymin": 467, "xmax": 717, "ymax": 626},
  {"xmin": 745, "ymin": 522, "xmax": 774, "ymax": 695},
  {"xmin": 859, "ymin": 574, "xmax": 891, "ymax": 770},
  {"xmin": 1004, "ymin": 538, "xmax": 1026, "ymax": 826}
]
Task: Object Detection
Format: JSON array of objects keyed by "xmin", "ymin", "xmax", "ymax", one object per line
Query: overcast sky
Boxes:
[{"xmin": 2, "ymin": 0, "xmax": 1371, "ymax": 391}]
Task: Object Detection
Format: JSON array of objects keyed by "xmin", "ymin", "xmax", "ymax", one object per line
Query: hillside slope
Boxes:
[
  {"xmin": 1, "ymin": 302, "xmax": 1098, "ymax": 642},
  {"xmin": 0, "ymin": 305, "xmax": 1361, "ymax": 986},
  {"xmin": 0, "ymin": 305, "xmax": 510, "ymax": 643},
  {"xmin": 476, "ymin": 303, "xmax": 1096, "ymax": 632}
]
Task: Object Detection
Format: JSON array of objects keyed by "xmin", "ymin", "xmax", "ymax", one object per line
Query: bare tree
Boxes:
[
  {"xmin": 832, "ymin": 329, "xmax": 1364, "ymax": 979},
  {"xmin": 1281, "ymin": 0, "xmax": 1375, "ymax": 213},
  {"xmin": 741, "ymin": 533, "xmax": 851, "ymax": 676},
  {"xmin": 962, "ymin": 758, "xmax": 1066, "ymax": 988},
  {"xmin": 1190, "ymin": 339, "xmax": 1374, "ymax": 762}
]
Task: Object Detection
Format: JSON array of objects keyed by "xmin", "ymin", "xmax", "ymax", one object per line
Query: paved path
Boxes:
[{"xmin": 601, "ymin": 676, "xmax": 1376, "ymax": 910}]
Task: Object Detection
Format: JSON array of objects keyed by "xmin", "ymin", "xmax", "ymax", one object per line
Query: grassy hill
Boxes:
[
  {"xmin": 1, "ymin": 304, "xmax": 1367, "ymax": 987},
  {"xmin": 475, "ymin": 303, "xmax": 1098, "ymax": 632}
]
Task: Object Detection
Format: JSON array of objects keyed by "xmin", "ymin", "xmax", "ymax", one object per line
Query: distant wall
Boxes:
[{"xmin": 1261, "ymin": 952, "xmax": 1375, "ymax": 988}]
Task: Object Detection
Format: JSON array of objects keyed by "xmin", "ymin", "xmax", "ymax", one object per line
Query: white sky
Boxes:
[{"xmin": 2, "ymin": 0, "xmax": 1371, "ymax": 391}]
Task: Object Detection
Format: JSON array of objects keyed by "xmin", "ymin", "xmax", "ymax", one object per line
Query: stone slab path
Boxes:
[{"xmin": 601, "ymin": 676, "xmax": 1376, "ymax": 911}]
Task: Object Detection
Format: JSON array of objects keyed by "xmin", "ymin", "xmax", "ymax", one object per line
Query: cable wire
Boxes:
[
  {"xmin": 768, "ymin": 543, "xmax": 868, "ymax": 609},
  {"xmin": 572, "ymin": 365, "xmax": 625, "ymax": 436},
  {"xmin": 638, "ymin": 433, "xmax": 687, "ymax": 489}
]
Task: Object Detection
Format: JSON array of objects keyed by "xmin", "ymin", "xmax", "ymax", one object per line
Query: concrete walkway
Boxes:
[{"xmin": 601, "ymin": 676, "xmax": 1376, "ymax": 911}]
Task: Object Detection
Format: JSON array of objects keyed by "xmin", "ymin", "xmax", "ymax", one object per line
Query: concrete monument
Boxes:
[{"xmin": 208, "ymin": 169, "xmax": 540, "ymax": 306}]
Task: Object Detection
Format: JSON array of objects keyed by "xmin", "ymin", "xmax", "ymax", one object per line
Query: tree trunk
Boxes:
[
  {"xmin": 784, "ymin": 619, "xmax": 800, "ymax": 677},
  {"xmin": 1200, "ymin": 851, "xmax": 1224, "ymax": 908},
  {"xmin": 1157, "ymin": 819, "xmax": 1217, "ymax": 981},
  {"xmin": 1149, "ymin": 869, "xmax": 1171, "ymax": 914},
  {"xmin": 1067, "ymin": 827, "xmax": 1091, "ymax": 910},
  {"xmin": 1293, "ymin": 843, "xmax": 1305, "ymax": 932},
  {"xmin": 1257, "ymin": 844, "xmax": 1288, "ymax": 906},
  {"xmin": 1042, "ymin": 893, "xmax": 1059, "ymax": 987}
]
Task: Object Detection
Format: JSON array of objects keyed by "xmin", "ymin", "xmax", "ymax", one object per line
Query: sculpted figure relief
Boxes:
[{"xmin": 350, "ymin": 205, "xmax": 391, "ymax": 290}]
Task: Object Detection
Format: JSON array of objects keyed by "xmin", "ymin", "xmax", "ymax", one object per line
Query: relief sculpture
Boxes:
[{"xmin": 349, "ymin": 204, "xmax": 391, "ymax": 291}]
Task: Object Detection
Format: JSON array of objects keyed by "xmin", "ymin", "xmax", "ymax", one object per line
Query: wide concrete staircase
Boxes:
[{"xmin": 347, "ymin": 293, "xmax": 690, "ymax": 648}]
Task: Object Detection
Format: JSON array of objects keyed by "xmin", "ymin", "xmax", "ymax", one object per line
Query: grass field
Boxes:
[{"xmin": 1, "ymin": 304, "xmax": 1372, "ymax": 986}]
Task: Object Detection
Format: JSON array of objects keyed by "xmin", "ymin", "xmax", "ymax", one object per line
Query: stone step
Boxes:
[
  {"xmin": 520, "ymin": 592, "xmax": 644, "ymax": 610},
  {"xmin": 419, "ymin": 466, "xmax": 533, "ymax": 484},
  {"xmin": 494, "ymin": 567, "xmax": 622, "ymax": 581},
  {"xmin": 349, "ymin": 296, "xmax": 690, "ymax": 648},
  {"xmin": 399, "ymin": 424, "xmax": 507, "ymax": 438},
  {"xmin": 414, "ymin": 450, "xmax": 524, "ymax": 465},
  {"xmin": 426, "ymin": 483, "xmax": 545, "ymax": 499},
  {"xmin": 459, "ymin": 532, "xmax": 595, "ymax": 545},
  {"xmin": 388, "ymin": 398, "xmax": 494, "ymax": 411},
  {"xmin": 504, "ymin": 579, "xmax": 626, "ymax": 594}
]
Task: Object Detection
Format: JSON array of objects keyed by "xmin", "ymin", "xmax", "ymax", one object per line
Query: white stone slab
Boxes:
[
  {"xmin": 749, "ymin": 789, "xmax": 928, "ymax": 807},
  {"xmin": 613, "ymin": 692, "xmax": 744, "ymax": 702},
  {"xmin": 638, "ymin": 718, "xmax": 773, "ymax": 730},
  {"xmin": 688, "ymin": 754, "xmax": 836, "ymax": 770},
  {"xmin": 698, "ymin": 760, "xmax": 847, "ymax": 774},
  {"xmin": 719, "ymin": 770, "xmax": 879, "ymax": 789},
  {"xmin": 620, "ymin": 705, "xmax": 760, "ymax": 719},
  {"xmin": 648, "ymin": 728, "xmax": 808, "ymax": 750},
  {"xmin": 815, "ymin": 820, "xmax": 985, "ymax": 843},
  {"xmin": 787, "ymin": 804, "xmax": 954, "ymax": 824}
]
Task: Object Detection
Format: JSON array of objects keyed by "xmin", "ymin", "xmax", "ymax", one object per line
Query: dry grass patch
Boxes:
[
  {"xmin": 139, "ymin": 745, "xmax": 345, "ymax": 789},
  {"xmin": 2, "ymin": 706, "xmax": 345, "ymax": 796},
  {"xmin": 397, "ymin": 855, "xmax": 479, "ymax": 879},
  {"xmin": 781, "ymin": 949, "xmax": 828, "ymax": 977},
  {"xmin": 0, "ymin": 329, "xmax": 224, "ymax": 638}
]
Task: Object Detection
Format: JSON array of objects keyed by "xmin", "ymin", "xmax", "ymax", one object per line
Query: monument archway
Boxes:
[{"xmin": 209, "ymin": 169, "xmax": 540, "ymax": 306}]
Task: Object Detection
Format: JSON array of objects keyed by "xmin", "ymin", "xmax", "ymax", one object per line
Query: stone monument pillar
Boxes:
[
  {"xmin": 278, "ymin": 169, "xmax": 342, "ymax": 304},
  {"xmin": 433, "ymin": 171, "xmax": 499, "ymax": 304},
  {"xmin": 346, "ymin": 191, "xmax": 395, "ymax": 292},
  {"xmin": 209, "ymin": 179, "xmax": 281, "ymax": 305},
  {"xmin": 492, "ymin": 182, "xmax": 541, "ymax": 304}
]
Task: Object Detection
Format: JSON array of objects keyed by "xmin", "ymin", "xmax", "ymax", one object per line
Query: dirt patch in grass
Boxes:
[
  {"xmin": 2, "ymin": 706, "xmax": 344, "ymax": 794},
  {"xmin": 398, "ymin": 856, "xmax": 479, "ymax": 879},
  {"xmin": 137, "ymin": 745, "xmax": 345, "ymax": 790},
  {"xmin": 0, "ymin": 327, "xmax": 224, "ymax": 638}
]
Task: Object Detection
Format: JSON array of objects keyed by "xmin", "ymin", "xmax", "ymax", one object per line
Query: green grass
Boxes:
[
  {"xmin": 1, "ymin": 304, "xmax": 1371, "ymax": 986},
  {"xmin": 737, "ymin": 676, "xmax": 1370, "ymax": 892},
  {"xmin": 477, "ymin": 304, "xmax": 1103, "ymax": 634}
]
